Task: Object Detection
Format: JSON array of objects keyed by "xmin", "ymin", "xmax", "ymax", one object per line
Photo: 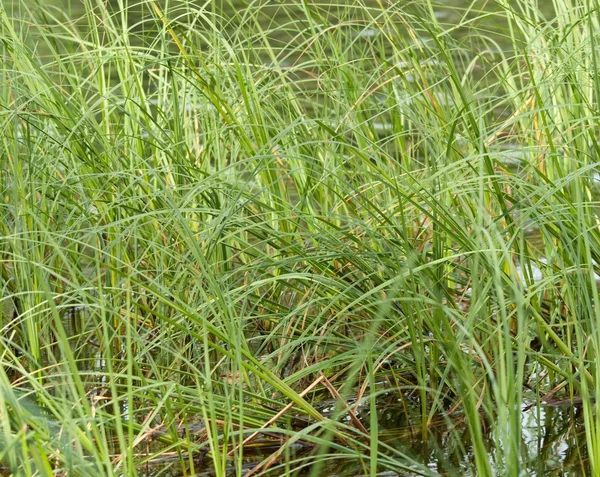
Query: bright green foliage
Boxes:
[{"xmin": 0, "ymin": 0, "xmax": 598, "ymax": 475}]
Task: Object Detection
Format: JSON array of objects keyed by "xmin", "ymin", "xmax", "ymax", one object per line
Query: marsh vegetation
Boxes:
[{"xmin": 0, "ymin": 0, "xmax": 598, "ymax": 475}]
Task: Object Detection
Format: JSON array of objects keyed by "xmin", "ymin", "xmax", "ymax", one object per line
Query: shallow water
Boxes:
[{"xmin": 135, "ymin": 390, "xmax": 589, "ymax": 476}]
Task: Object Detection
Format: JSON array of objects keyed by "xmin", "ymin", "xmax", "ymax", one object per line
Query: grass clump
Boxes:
[{"xmin": 0, "ymin": 0, "xmax": 599, "ymax": 475}]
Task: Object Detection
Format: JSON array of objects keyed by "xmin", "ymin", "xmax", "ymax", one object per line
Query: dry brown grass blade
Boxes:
[
  {"xmin": 321, "ymin": 373, "xmax": 368, "ymax": 435},
  {"xmin": 227, "ymin": 374, "xmax": 326, "ymax": 457}
]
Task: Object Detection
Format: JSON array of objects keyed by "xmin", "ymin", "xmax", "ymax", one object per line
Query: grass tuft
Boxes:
[{"xmin": 0, "ymin": 0, "xmax": 598, "ymax": 475}]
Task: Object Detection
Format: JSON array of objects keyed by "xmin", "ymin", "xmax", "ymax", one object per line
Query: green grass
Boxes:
[{"xmin": 0, "ymin": 0, "xmax": 599, "ymax": 475}]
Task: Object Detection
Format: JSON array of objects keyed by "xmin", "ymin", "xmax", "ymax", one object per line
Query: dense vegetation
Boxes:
[{"xmin": 1, "ymin": 0, "xmax": 599, "ymax": 475}]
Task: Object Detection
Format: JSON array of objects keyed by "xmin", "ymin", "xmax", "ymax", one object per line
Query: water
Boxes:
[{"xmin": 136, "ymin": 390, "xmax": 588, "ymax": 476}]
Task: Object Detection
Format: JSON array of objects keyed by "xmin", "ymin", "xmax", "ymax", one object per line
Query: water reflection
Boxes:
[
  {"xmin": 312, "ymin": 391, "xmax": 590, "ymax": 476},
  {"xmin": 142, "ymin": 389, "xmax": 589, "ymax": 476}
]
